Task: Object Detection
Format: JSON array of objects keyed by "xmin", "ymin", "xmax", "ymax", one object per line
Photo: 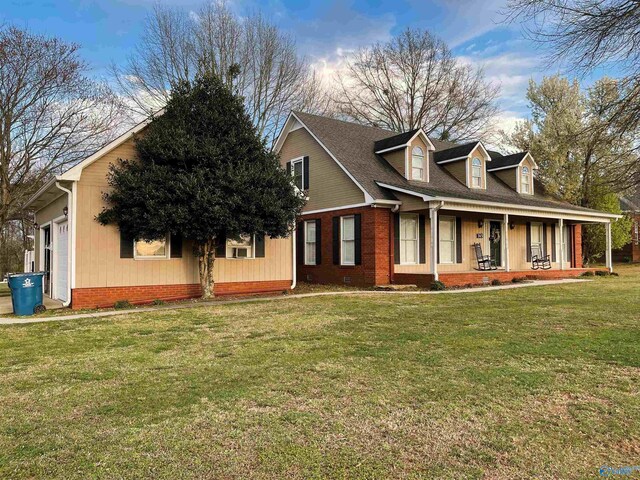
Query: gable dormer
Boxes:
[
  {"xmin": 434, "ymin": 141, "xmax": 491, "ymax": 189},
  {"xmin": 374, "ymin": 129, "xmax": 435, "ymax": 182},
  {"xmin": 486, "ymin": 151, "xmax": 538, "ymax": 195}
]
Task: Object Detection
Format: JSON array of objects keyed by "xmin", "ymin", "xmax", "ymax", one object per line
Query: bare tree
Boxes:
[
  {"xmin": 334, "ymin": 29, "xmax": 500, "ymax": 141},
  {"xmin": 0, "ymin": 25, "xmax": 123, "ymax": 277},
  {"xmin": 113, "ymin": 1, "xmax": 330, "ymax": 144},
  {"xmin": 504, "ymin": 0, "xmax": 640, "ymax": 136}
]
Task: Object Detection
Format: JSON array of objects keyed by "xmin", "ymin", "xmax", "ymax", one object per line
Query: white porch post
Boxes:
[
  {"xmin": 605, "ymin": 221, "xmax": 613, "ymax": 273},
  {"xmin": 559, "ymin": 218, "xmax": 565, "ymax": 270},
  {"xmin": 430, "ymin": 206, "xmax": 439, "ymax": 281},
  {"xmin": 503, "ymin": 213, "xmax": 510, "ymax": 272}
]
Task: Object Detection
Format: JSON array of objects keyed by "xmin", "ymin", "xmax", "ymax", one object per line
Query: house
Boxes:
[
  {"xmin": 275, "ymin": 111, "xmax": 619, "ymax": 287},
  {"xmin": 25, "ymin": 119, "xmax": 295, "ymax": 310},
  {"xmin": 614, "ymin": 187, "xmax": 640, "ymax": 263}
]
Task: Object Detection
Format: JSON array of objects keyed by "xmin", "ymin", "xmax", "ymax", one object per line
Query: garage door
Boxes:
[{"xmin": 55, "ymin": 221, "xmax": 69, "ymax": 302}]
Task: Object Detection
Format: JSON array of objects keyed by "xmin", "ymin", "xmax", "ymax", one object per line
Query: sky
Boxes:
[{"xmin": 2, "ymin": 0, "xmax": 609, "ymax": 134}]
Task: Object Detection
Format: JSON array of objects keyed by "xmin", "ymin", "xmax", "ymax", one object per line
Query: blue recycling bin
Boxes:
[{"xmin": 8, "ymin": 272, "xmax": 46, "ymax": 316}]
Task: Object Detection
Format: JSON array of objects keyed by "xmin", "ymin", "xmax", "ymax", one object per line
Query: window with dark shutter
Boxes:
[
  {"xmin": 419, "ymin": 214, "xmax": 426, "ymax": 264},
  {"xmin": 297, "ymin": 221, "xmax": 305, "ymax": 265},
  {"xmin": 303, "ymin": 156, "xmax": 310, "ymax": 190},
  {"xmin": 354, "ymin": 214, "xmax": 362, "ymax": 265},
  {"xmin": 255, "ymin": 234, "xmax": 265, "ymax": 258},
  {"xmin": 332, "ymin": 216, "xmax": 340, "ymax": 265},
  {"xmin": 526, "ymin": 222, "xmax": 532, "ymax": 261},
  {"xmin": 170, "ymin": 233, "xmax": 183, "ymax": 258},
  {"xmin": 315, "ymin": 219, "xmax": 322, "ymax": 265},
  {"xmin": 394, "ymin": 214, "xmax": 400, "ymax": 265},
  {"xmin": 120, "ymin": 230, "xmax": 134, "ymax": 258},
  {"xmin": 551, "ymin": 225, "xmax": 556, "ymax": 262},
  {"xmin": 456, "ymin": 217, "xmax": 462, "ymax": 263}
]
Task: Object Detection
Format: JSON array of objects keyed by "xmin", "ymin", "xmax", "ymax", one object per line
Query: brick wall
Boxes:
[
  {"xmin": 438, "ymin": 268, "xmax": 601, "ymax": 287},
  {"xmin": 71, "ymin": 280, "xmax": 291, "ymax": 309},
  {"xmin": 298, "ymin": 206, "xmax": 393, "ymax": 287}
]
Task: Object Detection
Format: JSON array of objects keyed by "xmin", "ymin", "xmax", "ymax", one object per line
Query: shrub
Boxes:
[
  {"xmin": 511, "ymin": 276, "xmax": 527, "ymax": 283},
  {"xmin": 430, "ymin": 280, "xmax": 446, "ymax": 291},
  {"xmin": 622, "ymin": 256, "xmax": 632, "ymax": 263},
  {"xmin": 491, "ymin": 279, "xmax": 502, "ymax": 286},
  {"xmin": 114, "ymin": 300, "xmax": 133, "ymax": 309},
  {"xmin": 580, "ymin": 271, "xmax": 595, "ymax": 277},
  {"xmin": 595, "ymin": 270, "xmax": 610, "ymax": 277},
  {"xmin": 610, "ymin": 272, "xmax": 619, "ymax": 277},
  {"xmin": 151, "ymin": 299, "xmax": 166, "ymax": 306},
  {"xmin": 464, "ymin": 283, "xmax": 474, "ymax": 289}
]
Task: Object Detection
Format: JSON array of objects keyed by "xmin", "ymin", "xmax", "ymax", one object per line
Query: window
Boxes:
[
  {"xmin": 226, "ymin": 234, "xmax": 254, "ymax": 259},
  {"xmin": 134, "ymin": 238, "xmax": 168, "ymax": 259},
  {"xmin": 304, "ymin": 220, "xmax": 317, "ymax": 265},
  {"xmin": 530, "ymin": 222, "xmax": 543, "ymax": 257},
  {"xmin": 291, "ymin": 159, "xmax": 303, "ymax": 190},
  {"xmin": 411, "ymin": 146, "xmax": 424, "ymax": 180},
  {"xmin": 439, "ymin": 217, "xmax": 456, "ymax": 264},
  {"xmin": 471, "ymin": 157, "xmax": 482, "ymax": 188},
  {"xmin": 521, "ymin": 166, "xmax": 531, "ymax": 194},
  {"xmin": 341, "ymin": 216, "xmax": 355, "ymax": 265},
  {"xmin": 400, "ymin": 214, "xmax": 419, "ymax": 264}
]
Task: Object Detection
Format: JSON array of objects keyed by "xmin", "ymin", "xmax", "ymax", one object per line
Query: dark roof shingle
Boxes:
[
  {"xmin": 373, "ymin": 129, "xmax": 419, "ymax": 152},
  {"xmin": 486, "ymin": 152, "xmax": 528, "ymax": 171},
  {"xmin": 433, "ymin": 142, "xmax": 478, "ymax": 164},
  {"xmin": 291, "ymin": 111, "xmax": 607, "ymax": 216}
]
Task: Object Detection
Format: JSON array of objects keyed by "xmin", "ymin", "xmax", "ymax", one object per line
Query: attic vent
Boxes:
[
  {"xmin": 343, "ymin": 276, "xmax": 352, "ymax": 284},
  {"xmin": 306, "ymin": 274, "xmax": 313, "ymax": 282}
]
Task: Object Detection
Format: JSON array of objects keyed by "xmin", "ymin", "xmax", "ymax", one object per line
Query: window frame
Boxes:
[
  {"xmin": 471, "ymin": 157, "xmax": 482, "ymax": 188},
  {"xmin": 438, "ymin": 216, "xmax": 457, "ymax": 264},
  {"xmin": 399, "ymin": 213, "xmax": 419, "ymax": 265},
  {"xmin": 290, "ymin": 157, "xmax": 304, "ymax": 191},
  {"xmin": 340, "ymin": 215, "xmax": 356, "ymax": 266},
  {"xmin": 521, "ymin": 165, "xmax": 531, "ymax": 194},
  {"xmin": 225, "ymin": 234, "xmax": 256, "ymax": 260},
  {"xmin": 530, "ymin": 222, "xmax": 544, "ymax": 257},
  {"xmin": 133, "ymin": 235, "xmax": 170, "ymax": 260},
  {"xmin": 411, "ymin": 146, "xmax": 424, "ymax": 181},
  {"xmin": 304, "ymin": 220, "xmax": 317, "ymax": 266}
]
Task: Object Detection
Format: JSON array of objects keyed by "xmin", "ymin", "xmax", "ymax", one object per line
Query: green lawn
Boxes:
[{"xmin": 1, "ymin": 267, "xmax": 639, "ymax": 479}]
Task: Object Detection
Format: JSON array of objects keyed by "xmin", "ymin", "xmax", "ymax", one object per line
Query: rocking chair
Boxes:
[
  {"xmin": 473, "ymin": 243, "xmax": 497, "ymax": 271},
  {"xmin": 531, "ymin": 245, "xmax": 552, "ymax": 270}
]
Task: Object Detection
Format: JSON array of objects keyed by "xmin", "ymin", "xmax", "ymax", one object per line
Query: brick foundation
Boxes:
[
  {"xmin": 71, "ymin": 280, "xmax": 291, "ymax": 309},
  {"xmin": 438, "ymin": 268, "xmax": 601, "ymax": 288}
]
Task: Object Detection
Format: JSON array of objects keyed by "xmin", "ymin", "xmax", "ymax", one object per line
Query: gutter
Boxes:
[{"xmin": 290, "ymin": 226, "xmax": 297, "ymax": 290}]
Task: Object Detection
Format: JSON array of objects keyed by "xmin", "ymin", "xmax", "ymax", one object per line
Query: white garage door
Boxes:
[{"xmin": 55, "ymin": 221, "xmax": 69, "ymax": 302}]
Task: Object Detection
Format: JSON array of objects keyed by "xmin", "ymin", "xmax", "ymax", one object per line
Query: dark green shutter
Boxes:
[
  {"xmin": 255, "ymin": 234, "xmax": 265, "ymax": 258},
  {"xmin": 455, "ymin": 217, "xmax": 462, "ymax": 263},
  {"xmin": 315, "ymin": 219, "xmax": 322, "ymax": 265},
  {"xmin": 303, "ymin": 156, "xmax": 310, "ymax": 190},
  {"xmin": 332, "ymin": 216, "xmax": 340, "ymax": 265},
  {"xmin": 286, "ymin": 161, "xmax": 292, "ymax": 175},
  {"xmin": 394, "ymin": 214, "xmax": 400, "ymax": 265},
  {"xmin": 526, "ymin": 222, "xmax": 532, "ymax": 261},
  {"xmin": 436, "ymin": 218, "xmax": 440, "ymax": 264},
  {"xmin": 215, "ymin": 234, "xmax": 226, "ymax": 258},
  {"xmin": 419, "ymin": 214, "xmax": 426, "ymax": 264},
  {"xmin": 543, "ymin": 223, "xmax": 548, "ymax": 256},
  {"xmin": 120, "ymin": 230, "xmax": 134, "ymax": 259},
  {"xmin": 551, "ymin": 224, "xmax": 556, "ymax": 262},
  {"xmin": 297, "ymin": 221, "xmax": 304, "ymax": 264},
  {"xmin": 170, "ymin": 233, "xmax": 183, "ymax": 258},
  {"xmin": 354, "ymin": 214, "xmax": 362, "ymax": 265}
]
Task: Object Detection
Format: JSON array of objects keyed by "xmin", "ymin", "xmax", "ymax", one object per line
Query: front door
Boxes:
[{"xmin": 489, "ymin": 221, "xmax": 502, "ymax": 266}]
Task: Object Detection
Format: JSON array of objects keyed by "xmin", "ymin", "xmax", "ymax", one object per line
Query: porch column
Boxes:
[
  {"xmin": 503, "ymin": 213, "xmax": 510, "ymax": 272},
  {"xmin": 605, "ymin": 221, "xmax": 613, "ymax": 273},
  {"xmin": 429, "ymin": 207, "xmax": 439, "ymax": 281},
  {"xmin": 559, "ymin": 218, "xmax": 565, "ymax": 270}
]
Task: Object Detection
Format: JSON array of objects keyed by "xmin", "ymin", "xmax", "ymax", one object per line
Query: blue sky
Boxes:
[{"xmin": 3, "ymin": 0, "xmax": 606, "ymax": 131}]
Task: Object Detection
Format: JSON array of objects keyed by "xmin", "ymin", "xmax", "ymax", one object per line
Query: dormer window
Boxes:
[
  {"xmin": 521, "ymin": 166, "xmax": 531, "ymax": 194},
  {"xmin": 471, "ymin": 157, "xmax": 482, "ymax": 188},
  {"xmin": 411, "ymin": 147, "xmax": 424, "ymax": 180}
]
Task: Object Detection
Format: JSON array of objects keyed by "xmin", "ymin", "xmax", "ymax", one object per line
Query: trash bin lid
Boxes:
[{"xmin": 8, "ymin": 272, "xmax": 45, "ymax": 278}]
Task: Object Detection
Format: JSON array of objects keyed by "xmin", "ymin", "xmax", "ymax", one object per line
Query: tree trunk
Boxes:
[{"xmin": 197, "ymin": 238, "xmax": 217, "ymax": 299}]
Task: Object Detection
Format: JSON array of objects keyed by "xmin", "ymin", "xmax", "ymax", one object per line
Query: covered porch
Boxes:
[{"xmin": 390, "ymin": 195, "xmax": 615, "ymax": 288}]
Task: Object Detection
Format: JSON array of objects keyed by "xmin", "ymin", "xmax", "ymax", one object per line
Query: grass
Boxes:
[{"xmin": 0, "ymin": 266, "xmax": 639, "ymax": 479}]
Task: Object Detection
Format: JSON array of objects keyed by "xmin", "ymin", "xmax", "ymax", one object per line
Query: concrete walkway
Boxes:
[
  {"xmin": 0, "ymin": 295, "xmax": 64, "ymax": 315},
  {"xmin": 0, "ymin": 278, "xmax": 589, "ymax": 325}
]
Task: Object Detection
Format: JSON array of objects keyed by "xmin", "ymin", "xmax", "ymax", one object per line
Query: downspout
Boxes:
[
  {"xmin": 290, "ymin": 225, "xmax": 297, "ymax": 290},
  {"xmin": 55, "ymin": 181, "xmax": 74, "ymax": 307}
]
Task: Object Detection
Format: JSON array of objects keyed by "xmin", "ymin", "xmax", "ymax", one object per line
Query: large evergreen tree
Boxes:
[{"xmin": 97, "ymin": 73, "xmax": 305, "ymax": 297}]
